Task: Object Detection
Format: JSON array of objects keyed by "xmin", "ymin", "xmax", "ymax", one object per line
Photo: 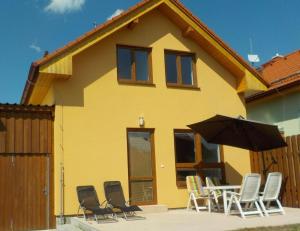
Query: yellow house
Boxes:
[{"xmin": 21, "ymin": 0, "xmax": 268, "ymax": 217}]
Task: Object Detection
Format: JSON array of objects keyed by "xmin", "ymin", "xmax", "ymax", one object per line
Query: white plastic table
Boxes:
[{"xmin": 204, "ymin": 185, "xmax": 241, "ymax": 214}]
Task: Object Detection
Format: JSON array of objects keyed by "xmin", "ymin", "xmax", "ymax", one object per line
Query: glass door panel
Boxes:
[{"xmin": 127, "ymin": 130, "xmax": 156, "ymax": 205}]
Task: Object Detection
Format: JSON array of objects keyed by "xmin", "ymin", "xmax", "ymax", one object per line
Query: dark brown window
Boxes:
[
  {"xmin": 165, "ymin": 50, "xmax": 197, "ymax": 88},
  {"xmin": 117, "ymin": 45, "xmax": 152, "ymax": 84},
  {"xmin": 173, "ymin": 129, "xmax": 224, "ymax": 187}
]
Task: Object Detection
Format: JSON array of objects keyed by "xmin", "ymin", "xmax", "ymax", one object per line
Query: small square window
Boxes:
[
  {"xmin": 165, "ymin": 50, "xmax": 197, "ymax": 88},
  {"xmin": 117, "ymin": 45, "xmax": 152, "ymax": 84}
]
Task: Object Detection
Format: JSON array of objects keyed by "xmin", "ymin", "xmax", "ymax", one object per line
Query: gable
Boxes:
[{"xmin": 22, "ymin": 0, "xmax": 268, "ymax": 104}]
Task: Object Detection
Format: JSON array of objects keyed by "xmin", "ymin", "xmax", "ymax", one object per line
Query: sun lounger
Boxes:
[
  {"xmin": 76, "ymin": 185, "xmax": 117, "ymax": 223},
  {"xmin": 104, "ymin": 181, "xmax": 144, "ymax": 220}
]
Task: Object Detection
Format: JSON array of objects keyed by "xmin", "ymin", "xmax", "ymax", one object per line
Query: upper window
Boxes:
[
  {"xmin": 117, "ymin": 45, "xmax": 152, "ymax": 84},
  {"xmin": 165, "ymin": 50, "xmax": 197, "ymax": 87}
]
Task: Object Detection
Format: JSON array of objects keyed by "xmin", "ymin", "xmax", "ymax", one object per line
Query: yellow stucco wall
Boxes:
[{"xmin": 42, "ymin": 9, "xmax": 251, "ymax": 215}]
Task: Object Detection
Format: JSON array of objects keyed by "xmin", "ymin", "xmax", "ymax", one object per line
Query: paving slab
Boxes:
[{"xmin": 69, "ymin": 207, "xmax": 300, "ymax": 231}]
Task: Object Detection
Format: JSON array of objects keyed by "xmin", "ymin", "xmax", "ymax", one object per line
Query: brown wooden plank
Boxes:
[
  {"xmin": 272, "ymin": 148, "xmax": 279, "ymax": 172},
  {"xmin": 39, "ymin": 114, "xmax": 48, "ymax": 154},
  {"xmin": 23, "ymin": 115, "xmax": 32, "ymax": 153},
  {"xmin": 294, "ymin": 135, "xmax": 300, "ymax": 207},
  {"xmin": 252, "ymin": 152, "xmax": 259, "ymax": 173},
  {"xmin": 6, "ymin": 114, "xmax": 15, "ymax": 153},
  {"xmin": 15, "ymin": 114, "xmax": 24, "ymax": 153},
  {"xmin": 276, "ymin": 145, "xmax": 286, "ymax": 204},
  {"xmin": 0, "ymin": 155, "xmax": 13, "ymax": 231},
  {"xmin": 0, "ymin": 113, "xmax": 7, "ymax": 153},
  {"xmin": 48, "ymin": 118, "xmax": 56, "ymax": 228},
  {"xmin": 287, "ymin": 136, "xmax": 297, "ymax": 207},
  {"xmin": 282, "ymin": 136, "xmax": 292, "ymax": 207},
  {"xmin": 257, "ymin": 151, "xmax": 265, "ymax": 183},
  {"xmin": 31, "ymin": 116, "xmax": 40, "ymax": 153}
]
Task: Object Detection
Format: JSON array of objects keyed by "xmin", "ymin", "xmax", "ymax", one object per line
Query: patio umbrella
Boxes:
[{"xmin": 187, "ymin": 114, "xmax": 287, "ymax": 152}]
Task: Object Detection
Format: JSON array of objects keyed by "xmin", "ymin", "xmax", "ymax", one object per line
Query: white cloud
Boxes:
[
  {"xmin": 107, "ymin": 9, "xmax": 124, "ymax": 21},
  {"xmin": 45, "ymin": 0, "xmax": 85, "ymax": 14},
  {"xmin": 29, "ymin": 44, "xmax": 42, "ymax": 53}
]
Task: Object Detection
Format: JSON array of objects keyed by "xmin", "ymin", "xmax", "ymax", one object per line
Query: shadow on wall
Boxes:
[{"xmin": 224, "ymin": 162, "xmax": 243, "ymax": 185}]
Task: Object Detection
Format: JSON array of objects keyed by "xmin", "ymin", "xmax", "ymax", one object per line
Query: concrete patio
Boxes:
[{"xmin": 63, "ymin": 208, "xmax": 300, "ymax": 231}]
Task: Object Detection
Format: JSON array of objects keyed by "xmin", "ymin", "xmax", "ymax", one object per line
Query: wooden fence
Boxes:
[
  {"xmin": 250, "ymin": 135, "xmax": 300, "ymax": 208},
  {"xmin": 0, "ymin": 104, "xmax": 55, "ymax": 231}
]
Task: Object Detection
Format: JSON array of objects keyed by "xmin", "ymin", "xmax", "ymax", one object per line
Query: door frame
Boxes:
[{"xmin": 126, "ymin": 128, "xmax": 157, "ymax": 205}]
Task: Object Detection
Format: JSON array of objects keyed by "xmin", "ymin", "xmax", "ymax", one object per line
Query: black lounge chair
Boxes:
[
  {"xmin": 104, "ymin": 181, "xmax": 144, "ymax": 220},
  {"xmin": 76, "ymin": 185, "xmax": 117, "ymax": 223}
]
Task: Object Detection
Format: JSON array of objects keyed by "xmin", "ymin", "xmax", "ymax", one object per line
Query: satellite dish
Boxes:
[{"xmin": 248, "ymin": 54, "xmax": 260, "ymax": 63}]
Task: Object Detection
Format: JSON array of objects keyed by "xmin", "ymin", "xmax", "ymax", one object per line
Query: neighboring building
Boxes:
[
  {"xmin": 21, "ymin": 0, "xmax": 267, "ymax": 216},
  {"xmin": 247, "ymin": 50, "xmax": 300, "ymax": 136}
]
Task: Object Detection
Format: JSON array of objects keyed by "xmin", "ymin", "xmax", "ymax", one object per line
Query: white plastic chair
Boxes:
[
  {"xmin": 186, "ymin": 176, "xmax": 212, "ymax": 212},
  {"xmin": 227, "ymin": 173, "xmax": 263, "ymax": 218},
  {"xmin": 259, "ymin": 172, "xmax": 285, "ymax": 216},
  {"xmin": 205, "ymin": 177, "xmax": 222, "ymax": 211}
]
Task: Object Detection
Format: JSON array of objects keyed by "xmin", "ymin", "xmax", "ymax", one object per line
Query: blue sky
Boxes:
[{"xmin": 0, "ymin": 0, "xmax": 299, "ymax": 103}]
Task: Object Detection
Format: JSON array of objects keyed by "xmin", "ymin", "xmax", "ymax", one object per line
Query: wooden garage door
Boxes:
[{"xmin": 0, "ymin": 154, "xmax": 50, "ymax": 231}]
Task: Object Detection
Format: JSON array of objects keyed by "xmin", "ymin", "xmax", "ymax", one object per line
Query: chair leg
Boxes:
[
  {"xmin": 276, "ymin": 199, "xmax": 285, "ymax": 215},
  {"xmin": 226, "ymin": 195, "xmax": 234, "ymax": 216},
  {"xmin": 235, "ymin": 198, "xmax": 245, "ymax": 219},
  {"xmin": 254, "ymin": 201, "xmax": 264, "ymax": 217},
  {"xmin": 213, "ymin": 192, "xmax": 220, "ymax": 211},
  {"xmin": 207, "ymin": 198, "xmax": 211, "ymax": 213},
  {"xmin": 187, "ymin": 194, "xmax": 192, "ymax": 210},
  {"xmin": 123, "ymin": 212, "xmax": 128, "ymax": 220},
  {"xmin": 259, "ymin": 199, "xmax": 268, "ymax": 216},
  {"xmin": 94, "ymin": 214, "xmax": 98, "ymax": 223},
  {"xmin": 192, "ymin": 194, "xmax": 201, "ymax": 212}
]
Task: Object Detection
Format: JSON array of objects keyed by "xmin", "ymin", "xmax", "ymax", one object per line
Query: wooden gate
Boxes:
[
  {"xmin": 0, "ymin": 104, "xmax": 55, "ymax": 231},
  {"xmin": 250, "ymin": 135, "xmax": 300, "ymax": 208}
]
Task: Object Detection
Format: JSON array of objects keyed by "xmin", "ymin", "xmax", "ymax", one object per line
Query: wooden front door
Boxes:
[
  {"xmin": 0, "ymin": 154, "xmax": 50, "ymax": 231},
  {"xmin": 127, "ymin": 129, "xmax": 157, "ymax": 205}
]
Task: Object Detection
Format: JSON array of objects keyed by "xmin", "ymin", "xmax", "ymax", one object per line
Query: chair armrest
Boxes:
[{"xmin": 226, "ymin": 191, "xmax": 240, "ymax": 197}]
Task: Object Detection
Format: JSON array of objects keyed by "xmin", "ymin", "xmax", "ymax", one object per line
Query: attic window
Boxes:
[
  {"xmin": 117, "ymin": 45, "xmax": 152, "ymax": 84},
  {"xmin": 164, "ymin": 50, "xmax": 198, "ymax": 88}
]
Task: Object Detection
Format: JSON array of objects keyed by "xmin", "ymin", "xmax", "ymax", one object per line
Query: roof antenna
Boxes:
[
  {"xmin": 247, "ymin": 38, "xmax": 260, "ymax": 67},
  {"xmin": 93, "ymin": 21, "xmax": 97, "ymax": 29}
]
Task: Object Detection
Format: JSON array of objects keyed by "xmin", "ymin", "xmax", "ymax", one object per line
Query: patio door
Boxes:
[{"xmin": 127, "ymin": 129, "xmax": 157, "ymax": 205}]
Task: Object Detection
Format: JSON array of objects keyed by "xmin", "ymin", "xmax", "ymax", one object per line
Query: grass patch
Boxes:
[{"xmin": 235, "ymin": 224, "xmax": 300, "ymax": 231}]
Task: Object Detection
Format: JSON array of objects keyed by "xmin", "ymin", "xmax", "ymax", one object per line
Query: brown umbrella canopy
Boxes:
[{"xmin": 187, "ymin": 115, "xmax": 287, "ymax": 152}]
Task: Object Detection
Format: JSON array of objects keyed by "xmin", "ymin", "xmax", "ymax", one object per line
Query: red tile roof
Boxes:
[
  {"xmin": 260, "ymin": 50, "xmax": 300, "ymax": 84},
  {"xmin": 246, "ymin": 50, "xmax": 300, "ymax": 102},
  {"xmin": 21, "ymin": 0, "xmax": 267, "ymax": 104}
]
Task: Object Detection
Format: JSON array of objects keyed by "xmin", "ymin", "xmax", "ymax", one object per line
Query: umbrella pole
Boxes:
[{"xmin": 261, "ymin": 151, "xmax": 267, "ymax": 183}]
